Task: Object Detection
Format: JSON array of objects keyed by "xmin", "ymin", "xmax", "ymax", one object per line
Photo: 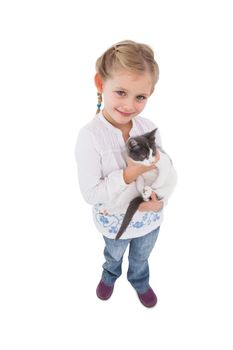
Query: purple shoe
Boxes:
[
  {"xmin": 96, "ymin": 280, "xmax": 114, "ymax": 300},
  {"xmin": 137, "ymin": 286, "xmax": 157, "ymax": 308}
]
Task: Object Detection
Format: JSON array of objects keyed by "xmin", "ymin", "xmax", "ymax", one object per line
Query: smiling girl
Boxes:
[{"xmin": 75, "ymin": 40, "xmax": 177, "ymax": 307}]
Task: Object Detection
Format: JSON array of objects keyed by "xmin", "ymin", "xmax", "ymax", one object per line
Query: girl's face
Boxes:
[{"xmin": 100, "ymin": 69, "xmax": 154, "ymax": 128}]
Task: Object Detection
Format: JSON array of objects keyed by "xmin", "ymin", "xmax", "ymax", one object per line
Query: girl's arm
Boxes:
[
  {"xmin": 138, "ymin": 162, "xmax": 177, "ymax": 212},
  {"xmin": 75, "ymin": 128, "xmax": 136, "ymax": 205},
  {"xmin": 75, "ymin": 124, "xmax": 165, "ymax": 206},
  {"xmin": 154, "ymin": 164, "xmax": 178, "ymax": 206}
]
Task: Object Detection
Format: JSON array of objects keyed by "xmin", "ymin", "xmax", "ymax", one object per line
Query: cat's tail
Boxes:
[{"xmin": 115, "ymin": 196, "xmax": 143, "ymax": 240}]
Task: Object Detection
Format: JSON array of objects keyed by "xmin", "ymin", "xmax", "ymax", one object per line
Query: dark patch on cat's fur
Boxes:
[{"xmin": 115, "ymin": 128, "xmax": 157, "ymax": 240}]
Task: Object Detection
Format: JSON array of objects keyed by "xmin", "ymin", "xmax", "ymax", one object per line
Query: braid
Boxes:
[{"xmin": 96, "ymin": 92, "xmax": 102, "ymax": 114}]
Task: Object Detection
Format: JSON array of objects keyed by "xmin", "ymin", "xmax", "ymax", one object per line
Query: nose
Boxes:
[{"xmin": 122, "ymin": 99, "xmax": 135, "ymax": 112}]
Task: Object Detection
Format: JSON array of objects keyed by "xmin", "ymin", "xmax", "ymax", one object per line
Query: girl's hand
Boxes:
[{"xmin": 138, "ymin": 192, "xmax": 163, "ymax": 212}]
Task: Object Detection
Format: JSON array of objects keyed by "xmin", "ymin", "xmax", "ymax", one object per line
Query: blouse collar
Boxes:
[{"xmin": 98, "ymin": 110, "xmax": 138, "ymax": 137}]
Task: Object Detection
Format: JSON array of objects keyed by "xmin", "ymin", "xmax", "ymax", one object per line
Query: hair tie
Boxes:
[{"xmin": 96, "ymin": 92, "xmax": 102, "ymax": 114}]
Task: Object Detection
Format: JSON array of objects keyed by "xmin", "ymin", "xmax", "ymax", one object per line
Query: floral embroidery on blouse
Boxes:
[{"xmin": 94, "ymin": 203, "xmax": 160, "ymax": 235}]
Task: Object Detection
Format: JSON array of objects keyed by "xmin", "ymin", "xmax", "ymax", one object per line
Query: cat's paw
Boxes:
[{"xmin": 142, "ymin": 186, "xmax": 152, "ymax": 201}]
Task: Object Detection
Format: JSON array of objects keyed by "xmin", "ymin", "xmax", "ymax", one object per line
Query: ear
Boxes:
[
  {"xmin": 128, "ymin": 139, "xmax": 139, "ymax": 148},
  {"xmin": 144, "ymin": 128, "xmax": 157, "ymax": 140},
  {"xmin": 94, "ymin": 73, "xmax": 103, "ymax": 92},
  {"xmin": 151, "ymin": 128, "xmax": 158, "ymax": 136}
]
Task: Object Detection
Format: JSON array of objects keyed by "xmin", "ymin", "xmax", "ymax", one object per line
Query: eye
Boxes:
[
  {"xmin": 136, "ymin": 95, "xmax": 146, "ymax": 102},
  {"xmin": 116, "ymin": 90, "xmax": 126, "ymax": 96},
  {"xmin": 139, "ymin": 150, "xmax": 147, "ymax": 159}
]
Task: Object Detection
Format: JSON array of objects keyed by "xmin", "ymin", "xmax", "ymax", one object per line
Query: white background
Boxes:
[{"xmin": 0, "ymin": 0, "xmax": 233, "ymax": 349}]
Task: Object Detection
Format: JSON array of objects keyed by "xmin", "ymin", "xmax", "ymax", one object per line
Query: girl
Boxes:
[{"xmin": 75, "ymin": 40, "xmax": 177, "ymax": 308}]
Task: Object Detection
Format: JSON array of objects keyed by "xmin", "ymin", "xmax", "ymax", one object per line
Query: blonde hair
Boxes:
[{"xmin": 95, "ymin": 40, "xmax": 159, "ymax": 88}]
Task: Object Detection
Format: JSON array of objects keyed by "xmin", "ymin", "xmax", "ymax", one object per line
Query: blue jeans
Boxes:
[{"xmin": 101, "ymin": 227, "xmax": 160, "ymax": 294}]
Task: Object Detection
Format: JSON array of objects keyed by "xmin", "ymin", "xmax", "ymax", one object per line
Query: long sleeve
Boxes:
[
  {"xmin": 156, "ymin": 165, "xmax": 178, "ymax": 206},
  {"xmin": 151, "ymin": 124, "xmax": 177, "ymax": 206},
  {"xmin": 75, "ymin": 127, "xmax": 130, "ymax": 205}
]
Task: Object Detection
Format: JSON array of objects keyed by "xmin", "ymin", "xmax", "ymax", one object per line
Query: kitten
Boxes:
[{"xmin": 115, "ymin": 128, "xmax": 172, "ymax": 240}]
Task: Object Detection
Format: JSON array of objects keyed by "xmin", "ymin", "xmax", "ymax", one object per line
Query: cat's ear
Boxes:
[
  {"xmin": 128, "ymin": 138, "xmax": 139, "ymax": 148},
  {"xmin": 144, "ymin": 128, "xmax": 157, "ymax": 141}
]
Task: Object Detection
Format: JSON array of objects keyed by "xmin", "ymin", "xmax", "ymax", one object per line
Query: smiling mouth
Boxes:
[{"xmin": 115, "ymin": 109, "xmax": 133, "ymax": 117}]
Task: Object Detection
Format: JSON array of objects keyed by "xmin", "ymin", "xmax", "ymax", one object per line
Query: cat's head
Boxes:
[{"xmin": 126, "ymin": 128, "xmax": 157, "ymax": 165}]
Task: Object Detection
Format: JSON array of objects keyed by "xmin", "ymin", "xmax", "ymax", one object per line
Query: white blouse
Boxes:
[{"xmin": 75, "ymin": 111, "xmax": 168, "ymax": 239}]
